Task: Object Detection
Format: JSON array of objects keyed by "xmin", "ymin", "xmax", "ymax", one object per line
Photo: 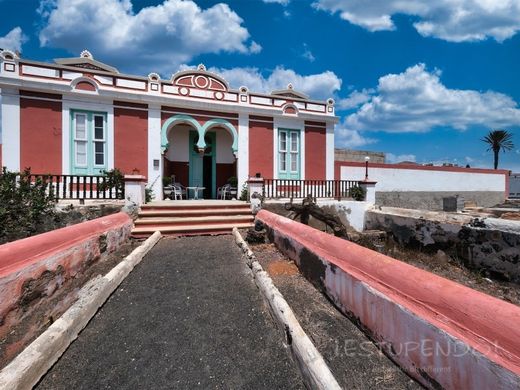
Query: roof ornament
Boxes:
[
  {"xmin": 148, "ymin": 72, "xmax": 161, "ymax": 81},
  {"xmin": 0, "ymin": 49, "xmax": 18, "ymax": 60},
  {"xmin": 197, "ymin": 63, "xmax": 206, "ymax": 71},
  {"xmin": 80, "ymin": 50, "xmax": 93, "ymax": 59},
  {"xmin": 287, "ymin": 83, "xmax": 293, "ymax": 90}
]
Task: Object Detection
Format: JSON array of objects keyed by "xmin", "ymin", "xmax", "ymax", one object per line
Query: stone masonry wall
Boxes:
[
  {"xmin": 366, "ymin": 208, "xmax": 520, "ymax": 282},
  {"xmin": 0, "ymin": 213, "xmax": 132, "ymax": 341},
  {"xmin": 375, "ymin": 191, "xmax": 505, "ymax": 211}
]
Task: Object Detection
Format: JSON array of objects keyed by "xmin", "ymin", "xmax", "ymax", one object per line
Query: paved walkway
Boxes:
[{"xmin": 37, "ymin": 236, "xmax": 304, "ymax": 389}]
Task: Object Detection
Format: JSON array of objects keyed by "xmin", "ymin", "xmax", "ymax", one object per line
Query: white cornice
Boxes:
[{"xmin": 0, "ymin": 76, "xmax": 340, "ymax": 124}]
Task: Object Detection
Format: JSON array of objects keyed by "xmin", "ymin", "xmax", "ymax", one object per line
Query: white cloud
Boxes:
[
  {"xmin": 301, "ymin": 43, "xmax": 315, "ymax": 62},
  {"xmin": 180, "ymin": 65, "xmax": 342, "ymax": 100},
  {"xmin": 38, "ymin": 0, "xmax": 257, "ymax": 74},
  {"xmin": 337, "ymin": 88, "xmax": 374, "ymax": 109},
  {"xmin": 0, "ymin": 27, "xmax": 28, "ymax": 52},
  {"xmin": 335, "ymin": 126, "xmax": 377, "ymax": 149},
  {"xmin": 345, "ymin": 64, "xmax": 520, "ymax": 133},
  {"xmin": 249, "ymin": 41, "xmax": 262, "ymax": 54},
  {"xmin": 386, "ymin": 153, "xmax": 417, "ymax": 163},
  {"xmin": 262, "ymin": 0, "xmax": 290, "ymax": 5},
  {"xmin": 313, "ymin": 0, "xmax": 520, "ymax": 42}
]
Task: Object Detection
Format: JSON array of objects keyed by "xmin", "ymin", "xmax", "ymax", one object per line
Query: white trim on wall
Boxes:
[
  {"xmin": 148, "ymin": 105, "xmax": 162, "ymax": 200},
  {"xmin": 1, "ymin": 88, "xmax": 20, "ymax": 171},
  {"xmin": 340, "ymin": 165, "xmax": 507, "ymax": 192},
  {"xmin": 237, "ymin": 112, "xmax": 249, "ymax": 189},
  {"xmin": 326, "ymin": 121, "xmax": 334, "ymax": 180}
]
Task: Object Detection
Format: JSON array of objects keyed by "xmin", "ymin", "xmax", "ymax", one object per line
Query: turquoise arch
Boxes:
[{"xmin": 161, "ymin": 114, "xmax": 238, "ymax": 155}]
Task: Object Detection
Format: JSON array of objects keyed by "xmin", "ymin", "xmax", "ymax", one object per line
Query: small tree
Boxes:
[
  {"xmin": 99, "ymin": 168, "xmax": 125, "ymax": 199},
  {"xmin": 482, "ymin": 130, "xmax": 515, "ymax": 169},
  {"xmin": 0, "ymin": 168, "xmax": 57, "ymax": 243}
]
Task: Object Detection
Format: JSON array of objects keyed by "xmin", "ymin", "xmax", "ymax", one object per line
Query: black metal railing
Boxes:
[
  {"xmin": 262, "ymin": 179, "xmax": 359, "ymax": 200},
  {"xmin": 16, "ymin": 174, "xmax": 125, "ymax": 200}
]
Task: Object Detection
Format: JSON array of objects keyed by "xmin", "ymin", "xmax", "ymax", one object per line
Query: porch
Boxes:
[{"xmin": 161, "ymin": 114, "xmax": 239, "ymax": 200}]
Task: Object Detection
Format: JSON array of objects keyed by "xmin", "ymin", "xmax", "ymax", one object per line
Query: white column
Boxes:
[
  {"xmin": 1, "ymin": 88, "xmax": 20, "ymax": 171},
  {"xmin": 248, "ymin": 177, "xmax": 264, "ymax": 212},
  {"xmin": 61, "ymin": 105, "xmax": 70, "ymax": 174},
  {"xmin": 106, "ymin": 107, "xmax": 115, "ymax": 171},
  {"xmin": 326, "ymin": 121, "xmax": 335, "ymax": 180},
  {"xmin": 359, "ymin": 181, "xmax": 377, "ymax": 204},
  {"xmin": 147, "ymin": 105, "xmax": 163, "ymax": 200},
  {"xmin": 124, "ymin": 175, "xmax": 146, "ymax": 206},
  {"xmin": 300, "ymin": 125, "xmax": 306, "ymax": 180},
  {"xmin": 237, "ymin": 112, "xmax": 249, "ymax": 190}
]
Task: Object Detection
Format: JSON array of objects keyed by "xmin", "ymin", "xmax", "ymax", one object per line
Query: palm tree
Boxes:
[{"xmin": 482, "ymin": 130, "xmax": 515, "ymax": 169}]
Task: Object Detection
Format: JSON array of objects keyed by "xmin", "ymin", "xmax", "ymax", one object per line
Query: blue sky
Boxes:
[{"xmin": 1, "ymin": 0, "xmax": 519, "ymax": 170}]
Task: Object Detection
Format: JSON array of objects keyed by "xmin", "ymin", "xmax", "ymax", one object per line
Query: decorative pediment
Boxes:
[
  {"xmin": 54, "ymin": 50, "xmax": 119, "ymax": 74},
  {"xmin": 172, "ymin": 64, "xmax": 228, "ymax": 92},
  {"xmin": 271, "ymin": 83, "xmax": 309, "ymax": 100}
]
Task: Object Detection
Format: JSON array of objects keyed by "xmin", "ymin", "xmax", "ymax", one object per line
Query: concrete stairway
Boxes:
[{"xmin": 131, "ymin": 200, "xmax": 254, "ymax": 238}]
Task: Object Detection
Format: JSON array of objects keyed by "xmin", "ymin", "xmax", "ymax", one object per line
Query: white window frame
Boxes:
[
  {"xmin": 279, "ymin": 130, "xmax": 288, "ymax": 173},
  {"xmin": 74, "ymin": 113, "xmax": 88, "ymax": 167},
  {"xmin": 289, "ymin": 131, "xmax": 299, "ymax": 173},
  {"xmin": 92, "ymin": 114, "xmax": 106, "ymax": 167}
]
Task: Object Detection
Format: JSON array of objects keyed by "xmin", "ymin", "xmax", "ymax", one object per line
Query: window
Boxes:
[
  {"xmin": 290, "ymin": 131, "xmax": 298, "ymax": 173},
  {"xmin": 279, "ymin": 130, "xmax": 287, "ymax": 172},
  {"xmin": 278, "ymin": 129, "xmax": 300, "ymax": 179},
  {"xmin": 71, "ymin": 111, "xmax": 107, "ymax": 174},
  {"xmin": 74, "ymin": 114, "xmax": 87, "ymax": 166}
]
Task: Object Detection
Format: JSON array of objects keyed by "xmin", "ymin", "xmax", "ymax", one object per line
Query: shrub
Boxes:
[
  {"xmin": 349, "ymin": 185, "xmax": 365, "ymax": 201},
  {"xmin": 99, "ymin": 168, "xmax": 124, "ymax": 199},
  {"xmin": 0, "ymin": 167, "xmax": 57, "ymax": 243},
  {"xmin": 227, "ymin": 176, "xmax": 238, "ymax": 187},
  {"xmin": 239, "ymin": 183, "xmax": 249, "ymax": 201},
  {"xmin": 145, "ymin": 186, "xmax": 154, "ymax": 203},
  {"xmin": 162, "ymin": 176, "xmax": 172, "ymax": 187}
]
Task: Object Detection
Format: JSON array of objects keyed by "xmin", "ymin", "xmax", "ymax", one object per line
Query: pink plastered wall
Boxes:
[
  {"xmin": 257, "ymin": 210, "xmax": 520, "ymax": 389},
  {"xmin": 0, "ymin": 213, "xmax": 132, "ymax": 339}
]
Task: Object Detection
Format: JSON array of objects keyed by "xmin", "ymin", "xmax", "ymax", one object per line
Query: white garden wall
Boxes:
[{"xmin": 338, "ymin": 162, "xmax": 509, "ymax": 210}]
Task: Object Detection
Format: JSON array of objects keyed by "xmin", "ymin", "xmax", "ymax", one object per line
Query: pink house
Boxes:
[{"xmin": 0, "ymin": 49, "xmax": 337, "ymax": 199}]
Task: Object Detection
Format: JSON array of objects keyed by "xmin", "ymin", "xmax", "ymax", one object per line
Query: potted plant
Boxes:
[
  {"xmin": 349, "ymin": 185, "xmax": 366, "ymax": 201},
  {"xmin": 227, "ymin": 176, "xmax": 238, "ymax": 188}
]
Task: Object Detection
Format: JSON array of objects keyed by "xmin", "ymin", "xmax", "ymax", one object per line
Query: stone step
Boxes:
[
  {"xmin": 134, "ymin": 215, "xmax": 254, "ymax": 227},
  {"xmin": 138, "ymin": 208, "xmax": 252, "ymax": 218},
  {"xmin": 131, "ymin": 222, "xmax": 254, "ymax": 238},
  {"xmin": 141, "ymin": 201, "xmax": 248, "ymax": 212}
]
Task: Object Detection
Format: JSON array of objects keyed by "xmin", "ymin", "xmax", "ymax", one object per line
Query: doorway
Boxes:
[{"xmin": 189, "ymin": 131, "xmax": 216, "ymax": 198}]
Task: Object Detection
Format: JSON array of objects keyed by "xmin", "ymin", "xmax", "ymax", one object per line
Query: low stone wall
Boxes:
[
  {"xmin": 0, "ymin": 213, "xmax": 132, "ymax": 339},
  {"xmin": 0, "ymin": 202, "xmax": 124, "ymax": 245},
  {"xmin": 257, "ymin": 210, "xmax": 520, "ymax": 389},
  {"xmin": 375, "ymin": 191, "xmax": 505, "ymax": 211},
  {"xmin": 366, "ymin": 207, "xmax": 520, "ymax": 282}
]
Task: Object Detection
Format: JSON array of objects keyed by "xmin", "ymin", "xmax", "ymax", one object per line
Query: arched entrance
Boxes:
[{"xmin": 161, "ymin": 114, "xmax": 238, "ymax": 199}]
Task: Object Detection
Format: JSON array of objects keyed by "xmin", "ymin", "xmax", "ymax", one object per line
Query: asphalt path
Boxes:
[{"xmin": 37, "ymin": 235, "xmax": 304, "ymax": 389}]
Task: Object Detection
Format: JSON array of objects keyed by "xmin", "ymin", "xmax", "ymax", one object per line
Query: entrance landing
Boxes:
[
  {"xmin": 131, "ymin": 200, "xmax": 254, "ymax": 238},
  {"xmin": 146, "ymin": 200, "xmax": 247, "ymax": 207}
]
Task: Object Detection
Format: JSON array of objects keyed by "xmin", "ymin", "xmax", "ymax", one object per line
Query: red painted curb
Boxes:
[
  {"xmin": 258, "ymin": 209, "xmax": 520, "ymax": 389},
  {"xmin": 0, "ymin": 212, "xmax": 131, "ymax": 278}
]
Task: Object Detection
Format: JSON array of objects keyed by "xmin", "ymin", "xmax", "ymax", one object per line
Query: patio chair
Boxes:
[
  {"xmin": 172, "ymin": 184, "xmax": 183, "ymax": 200},
  {"xmin": 218, "ymin": 184, "xmax": 231, "ymax": 200},
  {"xmin": 172, "ymin": 182, "xmax": 187, "ymax": 199}
]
